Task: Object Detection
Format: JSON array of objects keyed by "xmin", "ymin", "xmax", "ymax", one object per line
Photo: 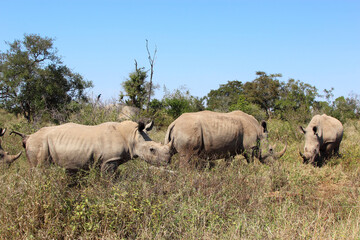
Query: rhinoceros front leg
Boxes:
[
  {"xmin": 179, "ymin": 152, "xmax": 192, "ymax": 169},
  {"xmin": 101, "ymin": 158, "xmax": 122, "ymax": 175},
  {"xmin": 243, "ymin": 148, "xmax": 255, "ymax": 164},
  {"xmin": 243, "ymin": 152, "xmax": 251, "ymax": 164}
]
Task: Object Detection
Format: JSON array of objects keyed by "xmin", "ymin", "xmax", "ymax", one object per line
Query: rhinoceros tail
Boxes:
[
  {"xmin": 10, "ymin": 131, "xmax": 28, "ymax": 148},
  {"xmin": 164, "ymin": 123, "xmax": 175, "ymax": 144}
]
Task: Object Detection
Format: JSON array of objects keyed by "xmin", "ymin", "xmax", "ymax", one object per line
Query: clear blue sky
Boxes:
[{"xmin": 1, "ymin": 0, "xmax": 359, "ymax": 102}]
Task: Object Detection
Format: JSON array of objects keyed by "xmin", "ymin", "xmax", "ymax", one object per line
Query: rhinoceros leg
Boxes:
[
  {"xmin": 101, "ymin": 159, "xmax": 122, "ymax": 175},
  {"xmin": 243, "ymin": 152, "xmax": 251, "ymax": 164},
  {"xmin": 179, "ymin": 153, "xmax": 191, "ymax": 169},
  {"xmin": 224, "ymin": 155, "xmax": 234, "ymax": 166},
  {"xmin": 320, "ymin": 143, "xmax": 337, "ymax": 162},
  {"xmin": 333, "ymin": 143, "xmax": 341, "ymax": 158},
  {"xmin": 328, "ymin": 142, "xmax": 340, "ymax": 157},
  {"xmin": 243, "ymin": 148, "xmax": 256, "ymax": 164},
  {"xmin": 179, "ymin": 151, "xmax": 204, "ymax": 169}
]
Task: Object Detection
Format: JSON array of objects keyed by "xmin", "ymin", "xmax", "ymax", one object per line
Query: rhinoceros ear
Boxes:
[
  {"xmin": 312, "ymin": 126, "xmax": 318, "ymax": 135},
  {"xmin": 137, "ymin": 122, "xmax": 145, "ymax": 132},
  {"xmin": 299, "ymin": 126, "xmax": 306, "ymax": 134},
  {"xmin": 260, "ymin": 121, "xmax": 267, "ymax": 133}
]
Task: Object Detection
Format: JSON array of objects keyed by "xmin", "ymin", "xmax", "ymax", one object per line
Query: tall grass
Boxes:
[{"xmin": 0, "ymin": 107, "xmax": 359, "ymax": 239}]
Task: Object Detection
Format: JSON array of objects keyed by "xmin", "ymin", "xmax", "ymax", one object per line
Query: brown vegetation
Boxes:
[{"xmin": 0, "ymin": 108, "xmax": 359, "ymax": 239}]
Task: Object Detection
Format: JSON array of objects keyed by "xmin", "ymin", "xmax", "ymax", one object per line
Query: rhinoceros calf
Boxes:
[
  {"xmin": 11, "ymin": 121, "xmax": 171, "ymax": 173},
  {"xmin": 0, "ymin": 128, "xmax": 22, "ymax": 166},
  {"xmin": 164, "ymin": 110, "xmax": 286, "ymax": 168},
  {"xmin": 299, "ymin": 114, "xmax": 343, "ymax": 166}
]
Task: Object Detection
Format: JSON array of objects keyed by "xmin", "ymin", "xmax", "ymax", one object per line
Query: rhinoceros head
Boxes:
[
  {"xmin": 299, "ymin": 125, "xmax": 320, "ymax": 164},
  {"xmin": 0, "ymin": 128, "xmax": 22, "ymax": 167},
  {"xmin": 133, "ymin": 121, "xmax": 172, "ymax": 166},
  {"xmin": 257, "ymin": 121, "xmax": 287, "ymax": 163}
]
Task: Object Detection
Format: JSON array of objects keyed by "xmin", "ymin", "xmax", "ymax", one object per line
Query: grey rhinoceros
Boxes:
[
  {"xmin": 164, "ymin": 110, "xmax": 286, "ymax": 168},
  {"xmin": 299, "ymin": 114, "xmax": 343, "ymax": 166},
  {"xmin": 11, "ymin": 121, "xmax": 172, "ymax": 173},
  {"xmin": 0, "ymin": 128, "xmax": 22, "ymax": 166},
  {"xmin": 118, "ymin": 105, "xmax": 141, "ymax": 121}
]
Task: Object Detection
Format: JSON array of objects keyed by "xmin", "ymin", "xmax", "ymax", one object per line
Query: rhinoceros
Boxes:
[
  {"xmin": 0, "ymin": 128, "xmax": 22, "ymax": 166},
  {"xmin": 299, "ymin": 114, "xmax": 343, "ymax": 166},
  {"xmin": 164, "ymin": 110, "xmax": 286, "ymax": 168},
  {"xmin": 11, "ymin": 121, "xmax": 171, "ymax": 173},
  {"xmin": 118, "ymin": 106, "xmax": 141, "ymax": 121}
]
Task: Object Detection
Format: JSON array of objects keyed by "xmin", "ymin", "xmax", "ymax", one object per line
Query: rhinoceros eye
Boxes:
[{"xmin": 150, "ymin": 147, "xmax": 156, "ymax": 153}]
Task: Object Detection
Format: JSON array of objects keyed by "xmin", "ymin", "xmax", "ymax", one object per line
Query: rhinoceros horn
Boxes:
[
  {"xmin": 275, "ymin": 143, "xmax": 287, "ymax": 159},
  {"xmin": 0, "ymin": 138, "xmax": 22, "ymax": 165},
  {"xmin": 0, "ymin": 128, "xmax": 6, "ymax": 137},
  {"xmin": 6, "ymin": 151, "xmax": 22, "ymax": 165},
  {"xmin": 298, "ymin": 148, "xmax": 307, "ymax": 162}
]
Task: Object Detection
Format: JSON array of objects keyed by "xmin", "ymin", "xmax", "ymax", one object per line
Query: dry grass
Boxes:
[{"xmin": 0, "ymin": 110, "xmax": 359, "ymax": 239}]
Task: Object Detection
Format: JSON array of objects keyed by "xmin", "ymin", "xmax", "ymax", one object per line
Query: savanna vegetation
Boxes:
[{"xmin": 0, "ymin": 34, "xmax": 360, "ymax": 239}]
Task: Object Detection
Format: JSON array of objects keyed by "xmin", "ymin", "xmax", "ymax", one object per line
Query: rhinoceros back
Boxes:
[
  {"xmin": 168, "ymin": 111, "xmax": 245, "ymax": 158},
  {"xmin": 34, "ymin": 122, "xmax": 130, "ymax": 169}
]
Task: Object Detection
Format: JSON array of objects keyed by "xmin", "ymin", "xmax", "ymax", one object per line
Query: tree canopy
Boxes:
[
  {"xmin": 242, "ymin": 72, "xmax": 282, "ymax": 117},
  {"xmin": 0, "ymin": 34, "xmax": 93, "ymax": 122},
  {"xmin": 119, "ymin": 61, "xmax": 149, "ymax": 109},
  {"xmin": 206, "ymin": 80, "xmax": 243, "ymax": 112}
]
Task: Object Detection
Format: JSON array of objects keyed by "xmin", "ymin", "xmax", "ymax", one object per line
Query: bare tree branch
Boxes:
[{"xmin": 146, "ymin": 39, "xmax": 157, "ymax": 112}]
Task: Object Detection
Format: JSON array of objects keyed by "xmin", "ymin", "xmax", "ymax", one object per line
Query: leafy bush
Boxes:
[
  {"xmin": 229, "ymin": 95, "xmax": 267, "ymax": 121},
  {"xmin": 162, "ymin": 88, "xmax": 205, "ymax": 119}
]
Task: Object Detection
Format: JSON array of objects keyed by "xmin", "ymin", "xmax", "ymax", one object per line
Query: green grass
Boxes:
[{"xmin": 0, "ymin": 110, "xmax": 360, "ymax": 239}]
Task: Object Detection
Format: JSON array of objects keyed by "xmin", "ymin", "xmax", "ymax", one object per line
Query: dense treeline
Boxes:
[{"xmin": 1, "ymin": 34, "xmax": 359, "ymax": 126}]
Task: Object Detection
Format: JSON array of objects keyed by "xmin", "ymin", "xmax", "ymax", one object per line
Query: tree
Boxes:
[
  {"xmin": 120, "ymin": 60, "xmax": 148, "ymax": 109},
  {"xmin": 206, "ymin": 80, "xmax": 243, "ymax": 112},
  {"xmin": 0, "ymin": 34, "xmax": 93, "ymax": 122},
  {"xmin": 313, "ymin": 90, "xmax": 360, "ymax": 122},
  {"xmin": 229, "ymin": 95, "xmax": 266, "ymax": 121},
  {"xmin": 162, "ymin": 87, "xmax": 205, "ymax": 119},
  {"xmin": 331, "ymin": 95, "xmax": 360, "ymax": 122},
  {"xmin": 243, "ymin": 72, "xmax": 282, "ymax": 118},
  {"xmin": 274, "ymin": 78, "xmax": 318, "ymax": 122}
]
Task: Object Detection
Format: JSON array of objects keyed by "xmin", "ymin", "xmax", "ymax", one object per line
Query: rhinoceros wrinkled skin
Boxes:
[
  {"xmin": 299, "ymin": 114, "xmax": 343, "ymax": 166},
  {"xmin": 11, "ymin": 121, "xmax": 171, "ymax": 173},
  {"xmin": 0, "ymin": 128, "xmax": 22, "ymax": 166},
  {"xmin": 164, "ymin": 110, "xmax": 286, "ymax": 168}
]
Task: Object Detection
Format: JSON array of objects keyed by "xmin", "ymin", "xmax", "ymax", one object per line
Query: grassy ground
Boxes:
[{"xmin": 0, "ymin": 111, "xmax": 359, "ymax": 239}]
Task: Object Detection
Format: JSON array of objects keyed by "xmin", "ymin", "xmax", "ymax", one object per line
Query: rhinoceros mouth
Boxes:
[{"xmin": 299, "ymin": 149, "xmax": 319, "ymax": 165}]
